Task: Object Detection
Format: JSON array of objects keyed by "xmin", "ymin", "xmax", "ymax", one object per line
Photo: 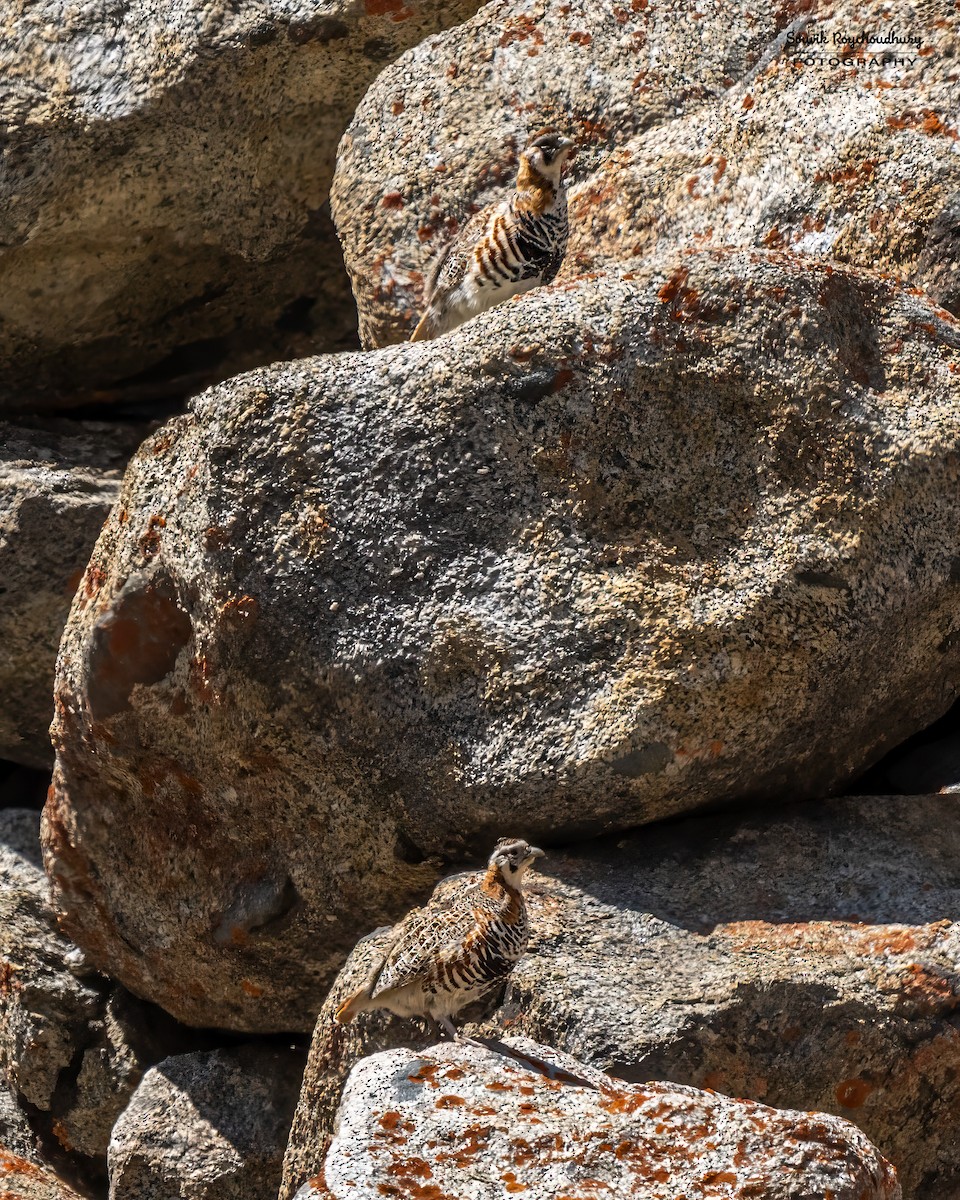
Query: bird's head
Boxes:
[
  {"xmin": 520, "ymin": 131, "xmax": 575, "ymax": 185},
  {"xmin": 489, "ymin": 837, "xmax": 545, "ymax": 888}
]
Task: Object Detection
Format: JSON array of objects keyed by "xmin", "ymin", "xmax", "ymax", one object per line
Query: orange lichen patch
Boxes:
[
  {"xmin": 240, "ymin": 979, "xmax": 263, "ymax": 997},
  {"xmin": 435, "ymin": 1095, "xmax": 466, "ymax": 1109},
  {"xmin": 220, "ymin": 594, "xmax": 259, "ymax": 626},
  {"xmin": 712, "ymin": 155, "xmax": 727, "ymax": 183},
  {"xmin": 388, "ymin": 1157, "xmax": 433, "ymax": 1179},
  {"xmin": 204, "ymin": 525, "xmax": 231, "ymax": 549},
  {"xmin": 138, "ymin": 513, "xmax": 166, "ymax": 559},
  {"xmin": 380, "ymin": 1111, "xmax": 403, "ymax": 1132},
  {"xmin": 381, "ymin": 192, "xmax": 404, "ymax": 210},
  {"xmin": 83, "ymin": 563, "xmax": 107, "ymax": 598},
  {"xmin": 444, "ymin": 1067, "xmax": 465, "ymax": 1081},
  {"xmin": 900, "ymin": 962, "xmax": 959, "ymax": 1015},
  {"xmin": 742, "ymin": 93, "xmax": 754, "ymax": 109},
  {"xmin": 0, "ymin": 1150, "xmax": 46, "ymax": 1178},
  {"xmin": 51, "ymin": 1118, "xmax": 74, "ymax": 1152},
  {"xmin": 763, "ymin": 225, "xmax": 785, "ymax": 248},
  {"xmin": 888, "ymin": 109, "xmax": 959, "ymax": 140},
  {"xmin": 657, "ymin": 266, "xmax": 696, "ymax": 315},
  {"xmin": 503, "ymin": 1172, "xmax": 528, "ymax": 1192},
  {"xmin": 364, "ymin": 0, "xmax": 413, "ymax": 19},
  {"xmin": 835, "ymin": 1077, "xmax": 874, "ymax": 1108},
  {"xmin": 409, "ymin": 1063, "xmax": 441, "ymax": 1087},
  {"xmin": 716, "ymin": 919, "xmax": 948, "ymax": 958},
  {"xmin": 498, "ymin": 15, "xmax": 544, "ymax": 47},
  {"xmin": 569, "ymin": 31, "xmax": 592, "ymax": 45},
  {"xmin": 434, "ymin": 1123, "xmax": 494, "ymax": 1166},
  {"xmin": 702, "ymin": 1170, "xmax": 738, "ymax": 1185},
  {"xmin": 392, "ymin": 99, "xmax": 404, "ymax": 114}
]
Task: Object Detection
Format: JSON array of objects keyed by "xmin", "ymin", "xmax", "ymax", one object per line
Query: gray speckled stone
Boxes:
[
  {"xmin": 44, "ymin": 248, "xmax": 960, "ymax": 1033},
  {"xmin": 107, "ymin": 1045, "xmax": 303, "ymax": 1200},
  {"xmin": 289, "ymin": 1041, "xmax": 900, "ymax": 1200},
  {"xmin": 331, "ymin": 0, "xmax": 959, "ymax": 348},
  {"xmin": 0, "ymin": 1149, "xmax": 83, "ymax": 1200},
  {"xmin": 0, "ymin": 421, "xmax": 144, "ymax": 768},
  {"xmin": 0, "ymin": 809, "xmax": 201, "ymax": 1190},
  {"xmin": 0, "ymin": 0, "xmax": 482, "ymax": 407},
  {"xmin": 282, "ymin": 795, "xmax": 960, "ymax": 1200}
]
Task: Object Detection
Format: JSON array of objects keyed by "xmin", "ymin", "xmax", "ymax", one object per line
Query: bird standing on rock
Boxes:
[
  {"xmin": 334, "ymin": 837, "xmax": 544, "ymax": 1040},
  {"xmin": 409, "ymin": 131, "xmax": 575, "ymax": 341}
]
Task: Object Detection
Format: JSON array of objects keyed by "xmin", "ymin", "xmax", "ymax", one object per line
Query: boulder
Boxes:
[
  {"xmin": 0, "ymin": 809, "xmax": 203, "ymax": 1190},
  {"xmin": 0, "ymin": 1150, "xmax": 83, "ymax": 1200},
  {"xmin": 108, "ymin": 1045, "xmax": 304, "ymax": 1200},
  {"xmin": 281, "ymin": 795, "xmax": 960, "ymax": 1200},
  {"xmin": 0, "ymin": 1085, "xmax": 39, "ymax": 1166},
  {"xmin": 0, "ymin": 0, "xmax": 482, "ymax": 409},
  {"xmin": 331, "ymin": 0, "xmax": 960, "ymax": 347},
  {"xmin": 289, "ymin": 1041, "xmax": 900, "ymax": 1200},
  {"xmin": 44, "ymin": 249, "xmax": 960, "ymax": 1032},
  {"xmin": 0, "ymin": 420, "xmax": 144, "ymax": 768}
]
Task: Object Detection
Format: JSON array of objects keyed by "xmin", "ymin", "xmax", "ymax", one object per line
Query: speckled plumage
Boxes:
[
  {"xmin": 335, "ymin": 838, "xmax": 544, "ymax": 1037},
  {"xmin": 410, "ymin": 132, "xmax": 574, "ymax": 341}
]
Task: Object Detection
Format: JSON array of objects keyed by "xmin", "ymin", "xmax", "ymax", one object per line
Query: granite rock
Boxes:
[
  {"xmin": 45, "ymin": 249, "xmax": 960, "ymax": 1032},
  {"xmin": 331, "ymin": 0, "xmax": 960, "ymax": 347},
  {"xmin": 0, "ymin": 0, "xmax": 482, "ymax": 407},
  {"xmin": 0, "ymin": 1149, "xmax": 83, "ymax": 1200},
  {"xmin": 289, "ymin": 1040, "xmax": 900, "ymax": 1200},
  {"xmin": 0, "ymin": 421, "xmax": 144, "ymax": 768},
  {"xmin": 108, "ymin": 1045, "xmax": 304, "ymax": 1200},
  {"xmin": 0, "ymin": 809, "xmax": 201, "ymax": 1190},
  {"xmin": 281, "ymin": 795, "xmax": 960, "ymax": 1200}
]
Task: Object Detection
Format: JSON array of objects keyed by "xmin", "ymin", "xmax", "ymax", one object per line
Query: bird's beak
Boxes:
[{"xmin": 527, "ymin": 846, "xmax": 545, "ymax": 862}]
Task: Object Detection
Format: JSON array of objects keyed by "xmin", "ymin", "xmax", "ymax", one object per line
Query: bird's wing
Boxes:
[
  {"xmin": 425, "ymin": 206, "xmax": 492, "ymax": 301},
  {"xmin": 370, "ymin": 876, "xmax": 482, "ymax": 998}
]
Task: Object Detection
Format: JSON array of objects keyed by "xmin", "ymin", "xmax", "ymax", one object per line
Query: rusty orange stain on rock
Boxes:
[
  {"xmin": 408, "ymin": 1063, "xmax": 441, "ymax": 1087},
  {"xmin": 498, "ymin": 15, "xmax": 544, "ymax": 47},
  {"xmin": 835, "ymin": 1077, "xmax": 874, "ymax": 1108},
  {"xmin": 0, "ymin": 1150, "xmax": 46, "ymax": 1179},
  {"xmin": 139, "ymin": 514, "xmax": 166, "ymax": 559},
  {"xmin": 221, "ymin": 594, "xmax": 259, "ymax": 625},
  {"xmin": 240, "ymin": 979, "xmax": 263, "ymax": 997},
  {"xmin": 364, "ymin": 0, "xmax": 413, "ymax": 19}
]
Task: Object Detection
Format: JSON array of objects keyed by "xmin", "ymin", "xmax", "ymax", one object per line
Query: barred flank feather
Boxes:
[
  {"xmin": 331, "ymin": 839, "xmax": 544, "ymax": 1036},
  {"xmin": 410, "ymin": 132, "xmax": 574, "ymax": 342}
]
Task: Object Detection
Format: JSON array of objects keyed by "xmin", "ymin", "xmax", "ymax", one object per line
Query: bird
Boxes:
[
  {"xmin": 334, "ymin": 837, "xmax": 545, "ymax": 1040},
  {"xmin": 409, "ymin": 130, "xmax": 575, "ymax": 342}
]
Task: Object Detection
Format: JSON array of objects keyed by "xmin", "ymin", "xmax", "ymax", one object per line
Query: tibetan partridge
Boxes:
[
  {"xmin": 409, "ymin": 131, "xmax": 574, "ymax": 341},
  {"xmin": 335, "ymin": 837, "xmax": 544, "ymax": 1039}
]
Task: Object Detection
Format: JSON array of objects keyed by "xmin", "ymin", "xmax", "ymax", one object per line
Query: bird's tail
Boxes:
[
  {"xmin": 334, "ymin": 987, "xmax": 370, "ymax": 1025},
  {"xmin": 409, "ymin": 311, "xmax": 434, "ymax": 342}
]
